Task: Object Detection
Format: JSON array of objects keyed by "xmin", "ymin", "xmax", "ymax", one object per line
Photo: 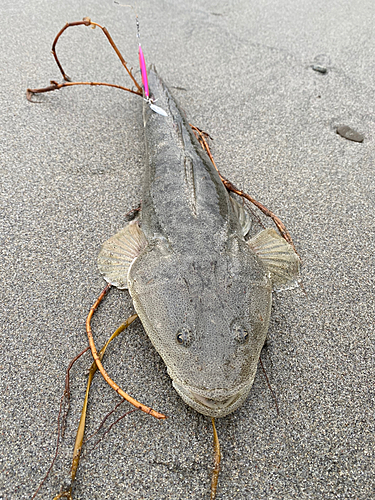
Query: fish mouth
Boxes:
[
  {"xmin": 191, "ymin": 392, "xmax": 239, "ymax": 410},
  {"xmin": 172, "ymin": 381, "xmax": 250, "ymax": 417}
]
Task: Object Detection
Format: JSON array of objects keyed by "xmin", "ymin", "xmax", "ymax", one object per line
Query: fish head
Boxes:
[{"xmin": 128, "ymin": 237, "xmax": 272, "ymax": 417}]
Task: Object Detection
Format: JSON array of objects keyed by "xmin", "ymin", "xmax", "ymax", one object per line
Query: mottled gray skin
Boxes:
[{"xmin": 128, "ymin": 68, "xmax": 272, "ymax": 418}]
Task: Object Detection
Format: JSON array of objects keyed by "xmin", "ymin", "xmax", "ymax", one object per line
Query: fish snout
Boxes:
[{"xmin": 172, "ymin": 380, "xmax": 251, "ymax": 417}]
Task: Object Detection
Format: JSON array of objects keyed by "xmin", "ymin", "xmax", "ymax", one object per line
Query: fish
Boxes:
[{"xmin": 97, "ymin": 66, "xmax": 300, "ymax": 418}]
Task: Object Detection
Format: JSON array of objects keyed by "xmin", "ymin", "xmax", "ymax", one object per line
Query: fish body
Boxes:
[{"xmin": 98, "ymin": 68, "xmax": 299, "ymax": 417}]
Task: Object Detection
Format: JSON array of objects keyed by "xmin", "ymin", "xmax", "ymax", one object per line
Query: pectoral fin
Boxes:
[
  {"xmin": 248, "ymin": 228, "xmax": 300, "ymax": 288},
  {"xmin": 98, "ymin": 221, "xmax": 148, "ymax": 289}
]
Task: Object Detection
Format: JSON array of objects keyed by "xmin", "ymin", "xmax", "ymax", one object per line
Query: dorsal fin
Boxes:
[
  {"xmin": 184, "ymin": 155, "xmax": 197, "ymax": 217},
  {"xmin": 97, "ymin": 221, "xmax": 148, "ymax": 289}
]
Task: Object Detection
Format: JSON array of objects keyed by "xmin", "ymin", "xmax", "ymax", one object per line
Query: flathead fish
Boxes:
[{"xmin": 98, "ymin": 67, "xmax": 299, "ymax": 418}]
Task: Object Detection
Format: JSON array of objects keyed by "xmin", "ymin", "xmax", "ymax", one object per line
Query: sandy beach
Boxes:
[{"xmin": 1, "ymin": 0, "xmax": 374, "ymax": 498}]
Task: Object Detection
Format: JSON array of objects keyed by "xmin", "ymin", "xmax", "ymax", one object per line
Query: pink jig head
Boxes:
[{"xmin": 136, "ymin": 16, "xmax": 167, "ymax": 117}]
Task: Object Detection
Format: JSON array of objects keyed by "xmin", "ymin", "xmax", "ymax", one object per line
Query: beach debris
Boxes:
[
  {"xmin": 210, "ymin": 418, "xmax": 221, "ymax": 500},
  {"xmin": 311, "ymin": 64, "xmax": 327, "ymax": 74},
  {"xmin": 311, "ymin": 54, "xmax": 330, "ymax": 74},
  {"xmin": 336, "ymin": 125, "xmax": 364, "ymax": 143}
]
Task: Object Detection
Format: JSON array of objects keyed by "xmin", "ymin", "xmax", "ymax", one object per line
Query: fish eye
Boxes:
[
  {"xmin": 232, "ymin": 322, "xmax": 250, "ymax": 344},
  {"xmin": 176, "ymin": 332, "xmax": 184, "ymax": 344},
  {"xmin": 176, "ymin": 327, "xmax": 193, "ymax": 347}
]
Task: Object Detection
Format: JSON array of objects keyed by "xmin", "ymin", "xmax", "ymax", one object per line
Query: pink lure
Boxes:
[
  {"xmin": 138, "ymin": 44, "xmax": 149, "ymax": 98},
  {"xmin": 138, "ymin": 42, "xmax": 167, "ymax": 116}
]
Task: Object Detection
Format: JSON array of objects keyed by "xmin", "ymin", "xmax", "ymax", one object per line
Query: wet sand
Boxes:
[{"xmin": 1, "ymin": 1, "xmax": 374, "ymax": 498}]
